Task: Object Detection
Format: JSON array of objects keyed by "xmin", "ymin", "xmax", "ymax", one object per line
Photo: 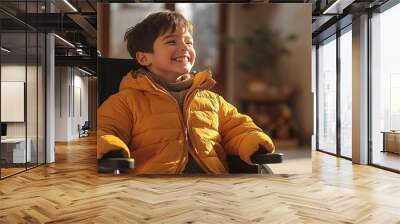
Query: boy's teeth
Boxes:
[{"xmin": 174, "ymin": 57, "xmax": 188, "ymax": 62}]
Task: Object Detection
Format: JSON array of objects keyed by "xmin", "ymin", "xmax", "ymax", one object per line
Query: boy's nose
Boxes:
[
  {"xmin": 179, "ymin": 42, "xmax": 190, "ymax": 51},
  {"xmin": 180, "ymin": 45, "xmax": 189, "ymax": 51}
]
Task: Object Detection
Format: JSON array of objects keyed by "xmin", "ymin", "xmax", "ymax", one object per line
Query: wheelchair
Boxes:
[
  {"xmin": 97, "ymin": 57, "xmax": 283, "ymax": 175},
  {"xmin": 97, "ymin": 148, "xmax": 283, "ymax": 175}
]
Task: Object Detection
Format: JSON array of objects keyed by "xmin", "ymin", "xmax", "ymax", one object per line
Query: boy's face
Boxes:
[{"xmin": 137, "ymin": 26, "xmax": 196, "ymax": 82}]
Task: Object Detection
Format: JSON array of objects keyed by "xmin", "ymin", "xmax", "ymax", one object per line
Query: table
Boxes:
[
  {"xmin": 381, "ymin": 131, "xmax": 400, "ymax": 154},
  {"xmin": 1, "ymin": 138, "xmax": 31, "ymax": 163}
]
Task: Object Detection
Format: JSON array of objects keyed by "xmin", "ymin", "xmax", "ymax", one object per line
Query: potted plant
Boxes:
[{"xmin": 236, "ymin": 26, "xmax": 296, "ymax": 93}]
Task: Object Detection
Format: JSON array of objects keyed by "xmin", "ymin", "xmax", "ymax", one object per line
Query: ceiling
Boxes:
[
  {"xmin": 1, "ymin": 0, "xmax": 394, "ymax": 74},
  {"xmin": 310, "ymin": 0, "xmax": 390, "ymax": 42},
  {"xmin": 0, "ymin": 0, "xmax": 97, "ymax": 73}
]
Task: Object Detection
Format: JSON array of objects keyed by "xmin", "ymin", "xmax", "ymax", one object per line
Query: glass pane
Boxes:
[
  {"xmin": 340, "ymin": 28, "xmax": 352, "ymax": 158},
  {"xmin": 27, "ymin": 31, "xmax": 38, "ymax": 169},
  {"xmin": 1, "ymin": 31, "xmax": 27, "ymax": 177},
  {"xmin": 312, "ymin": 45, "xmax": 317, "ymax": 150},
  {"xmin": 317, "ymin": 36, "xmax": 337, "ymax": 154},
  {"xmin": 371, "ymin": 3, "xmax": 400, "ymax": 171}
]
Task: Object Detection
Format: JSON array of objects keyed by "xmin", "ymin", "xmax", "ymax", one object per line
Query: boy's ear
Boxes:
[{"xmin": 135, "ymin": 51, "xmax": 152, "ymax": 66}]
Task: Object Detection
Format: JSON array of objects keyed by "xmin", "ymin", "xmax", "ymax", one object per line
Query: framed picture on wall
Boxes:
[{"xmin": 1, "ymin": 81, "xmax": 25, "ymax": 122}]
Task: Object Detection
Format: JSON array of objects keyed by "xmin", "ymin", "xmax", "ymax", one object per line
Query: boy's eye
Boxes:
[{"xmin": 165, "ymin": 39, "xmax": 193, "ymax": 46}]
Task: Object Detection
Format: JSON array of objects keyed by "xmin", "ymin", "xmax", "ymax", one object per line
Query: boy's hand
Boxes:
[{"xmin": 251, "ymin": 144, "xmax": 270, "ymax": 157}]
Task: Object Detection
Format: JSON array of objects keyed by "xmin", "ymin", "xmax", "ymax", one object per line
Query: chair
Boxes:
[
  {"xmin": 97, "ymin": 57, "xmax": 283, "ymax": 174},
  {"xmin": 78, "ymin": 121, "xmax": 90, "ymax": 138}
]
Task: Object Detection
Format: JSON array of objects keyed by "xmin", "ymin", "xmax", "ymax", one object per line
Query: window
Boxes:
[
  {"xmin": 339, "ymin": 27, "xmax": 352, "ymax": 158},
  {"xmin": 108, "ymin": 3, "xmax": 165, "ymax": 59},
  {"xmin": 316, "ymin": 25, "xmax": 353, "ymax": 159},
  {"xmin": 370, "ymin": 2, "xmax": 400, "ymax": 171},
  {"xmin": 175, "ymin": 3, "xmax": 219, "ymax": 75},
  {"xmin": 317, "ymin": 35, "xmax": 337, "ymax": 154},
  {"xmin": 0, "ymin": 1, "xmax": 47, "ymax": 179}
]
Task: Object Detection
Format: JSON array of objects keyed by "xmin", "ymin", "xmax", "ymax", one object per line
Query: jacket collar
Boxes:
[{"xmin": 119, "ymin": 68, "xmax": 216, "ymax": 94}]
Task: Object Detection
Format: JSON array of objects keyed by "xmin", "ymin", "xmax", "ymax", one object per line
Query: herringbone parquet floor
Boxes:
[{"xmin": 1, "ymin": 135, "xmax": 400, "ymax": 223}]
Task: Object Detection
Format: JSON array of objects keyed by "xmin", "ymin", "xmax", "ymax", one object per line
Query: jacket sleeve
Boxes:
[
  {"xmin": 217, "ymin": 95, "xmax": 275, "ymax": 165},
  {"xmin": 97, "ymin": 93, "xmax": 134, "ymax": 159}
]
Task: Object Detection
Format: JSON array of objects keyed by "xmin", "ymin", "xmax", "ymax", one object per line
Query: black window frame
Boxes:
[
  {"xmin": 367, "ymin": 0, "xmax": 400, "ymax": 173},
  {"xmin": 315, "ymin": 15, "xmax": 353, "ymax": 161}
]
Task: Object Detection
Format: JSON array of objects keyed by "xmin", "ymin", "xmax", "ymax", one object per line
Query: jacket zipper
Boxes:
[
  {"xmin": 183, "ymin": 89, "xmax": 211, "ymax": 173},
  {"xmin": 147, "ymin": 81, "xmax": 206, "ymax": 173}
]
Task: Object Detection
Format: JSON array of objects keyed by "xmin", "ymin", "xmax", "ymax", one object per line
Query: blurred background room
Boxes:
[{"xmin": 97, "ymin": 3, "xmax": 312, "ymax": 174}]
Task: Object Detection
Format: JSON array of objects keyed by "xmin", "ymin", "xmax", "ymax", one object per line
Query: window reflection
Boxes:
[{"xmin": 317, "ymin": 36, "xmax": 337, "ymax": 154}]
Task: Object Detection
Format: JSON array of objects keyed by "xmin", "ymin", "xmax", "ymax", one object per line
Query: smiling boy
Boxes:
[{"xmin": 97, "ymin": 11, "xmax": 275, "ymax": 174}]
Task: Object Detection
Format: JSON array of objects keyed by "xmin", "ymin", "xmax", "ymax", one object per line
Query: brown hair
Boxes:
[{"xmin": 124, "ymin": 11, "xmax": 193, "ymax": 60}]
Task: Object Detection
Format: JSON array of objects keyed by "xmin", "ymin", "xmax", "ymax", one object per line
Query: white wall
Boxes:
[
  {"xmin": 72, "ymin": 72, "xmax": 89, "ymax": 138},
  {"xmin": 54, "ymin": 67, "xmax": 89, "ymax": 141},
  {"xmin": 55, "ymin": 66, "xmax": 69, "ymax": 141},
  {"xmin": 1, "ymin": 63, "xmax": 46, "ymax": 163},
  {"xmin": 1, "ymin": 65, "xmax": 35, "ymax": 137}
]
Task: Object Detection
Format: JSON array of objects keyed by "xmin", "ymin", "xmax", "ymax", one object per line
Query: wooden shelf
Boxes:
[
  {"xmin": 239, "ymin": 89, "xmax": 299, "ymax": 146},
  {"xmin": 238, "ymin": 90, "xmax": 293, "ymax": 103},
  {"xmin": 274, "ymin": 138, "xmax": 299, "ymax": 148}
]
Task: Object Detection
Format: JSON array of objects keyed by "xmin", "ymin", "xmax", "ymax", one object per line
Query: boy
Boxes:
[{"xmin": 97, "ymin": 11, "xmax": 275, "ymax": 174}]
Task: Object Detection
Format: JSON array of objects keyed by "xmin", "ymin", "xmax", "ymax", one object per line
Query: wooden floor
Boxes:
[
  {"xmin": 0, "ymin": 167, "xmax": 26, "ymax": 177},
  {"xmin": 1, "ymin": 163, "xmax": 45, "ymax": 178},
  {"xmin": 1, "ymin": 136, "xmax": 400, "ymax": 223},
  {"xmin": 372, "ymin": 151, "xmax": 400, "ymax": 171}
]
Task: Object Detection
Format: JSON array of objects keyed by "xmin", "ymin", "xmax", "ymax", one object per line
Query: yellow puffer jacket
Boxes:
[{"xmin": 97, "ymin": 69, "xmax": 275, "ymax": 174}]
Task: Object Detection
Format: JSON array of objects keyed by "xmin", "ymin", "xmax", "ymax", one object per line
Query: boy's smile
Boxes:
[{"xmin": 137, "ymin": 27, "xmax": 196, "ymax": 83}]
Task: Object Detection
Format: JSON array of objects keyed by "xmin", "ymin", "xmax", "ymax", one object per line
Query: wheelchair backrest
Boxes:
[{"xmin": 97, "ymin": 57, "xmax": 141, "ymax": 106}]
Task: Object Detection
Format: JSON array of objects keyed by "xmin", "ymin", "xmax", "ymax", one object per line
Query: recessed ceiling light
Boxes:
[
  {"xmin": 63, "ymin": 0, "xmax": 78, "ymax": 12},
  {"xmin": 1, "ymin": 47, "xmax": 11, "ymax": 53},
  {"xmin": 54, "ymin": 34, "xmax": 75, "ymax": 48},
  {"xmin": 322, "ymin": 0, "xmax": 355, "ymax": 15},
  {"xmin": 77, "ymin": 67, "xmax": 93, "ymax": 76}
]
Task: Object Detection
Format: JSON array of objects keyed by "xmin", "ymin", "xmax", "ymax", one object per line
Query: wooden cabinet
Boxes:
[
  {"xmin": 239, "ymin": 90, "xmax": 299, "ymax": 148},
  {"xmin": 382, "ymin": 131, "xmax": 400, "ymax": 154}
]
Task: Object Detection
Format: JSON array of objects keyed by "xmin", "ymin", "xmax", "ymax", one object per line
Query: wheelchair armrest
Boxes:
[
  {"xmin": 97, "ymin": 150, "xmax": 134, "ymax": 174},
  {"xmin": 250, "ymin": 145, "xmax": 283, "ymax": 165},
  {"xmin": 250, "ymin": 153, "xmax": 283, "ymax": 164}
]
